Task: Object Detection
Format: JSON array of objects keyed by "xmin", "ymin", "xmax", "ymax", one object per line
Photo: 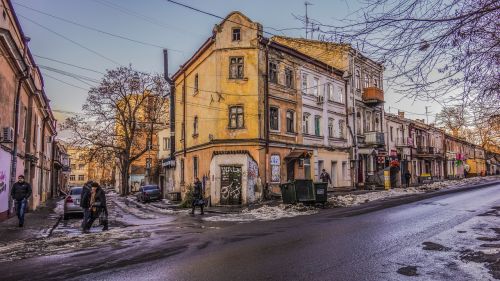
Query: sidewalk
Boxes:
[{"xmin": 0, "ymin": 198, "xmax": 61, "ymax": 245}]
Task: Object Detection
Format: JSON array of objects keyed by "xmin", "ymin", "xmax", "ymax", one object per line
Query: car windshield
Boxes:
[
  {"xmin": 143, "ymin": 186, "xmax": 159, "ymax": 191},
  {"xmin": 70, "ymin": 187, "xmax": 82, "ymax": 195}
]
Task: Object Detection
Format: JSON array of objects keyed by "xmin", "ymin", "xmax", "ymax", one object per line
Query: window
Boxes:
[
  {"xmin": 193, "ymin": 116, "xmax": 198, "ymax": 136},
  {"xmin": 357, "ymin": 112, "xmax": 362, "ymax": 134},
  {"xmin": 373, "ymin": 75, "xmax": 379, "ymax": 88},
  {"xmin": 285, "ymin": 68, "xmax": 293, "ymax": 88},
  {"xmin": 364, "ymin": 73, "xmax": 370, "ymax": 88},
  {"xmin": 339, "ymin": 120, "xmax": 345, "ymax": 138},
  {"xmin": 302, "ymin": 113, "xmax": 310, "ymax": 134},
  {"xmin": 366, "ymin": 112, "xmax": 372, "ymax": 132},
  {"xmin": 71, "ymin": 164, "xmax": 76, "ymax": 170},
  {"xmin": 328, "ymin": 118, "xmax": 334, "ymax": 138},
  {"xmin": 270, "ymin": 107, "xmax": 279, "ymax": 131},
  {"xmin": 229, "ymin": 106, "xmax": 244, "ymax": 129},
  {"xmin": 194, "ymin": 74, "xmax": 199, "ymax": 94},
  {"xmin": 78, "ymin": 175, "xmax": 85, "ymax": 181},
  {"xmin": 312, "ymin": 77, "xmax": 319, "ymax": 96},
  {"xmin": 375, "ymin": 116, "xmax": 380, "ymax": 131},
  {"xmin": 390, "ymin": 126, "xmax": 394, "ymax": 141},
  {"xmin": 163, "ymin": 137, "xmax": 170, "ymax": 151},
  {"xmin": 232, "ymin": 28, "xmax": 241, "ymax": 41},
  {"xmin": 327, "ymin": 83, "xmax": 334, "ymax": 101},
  {"xmin": 286, "ymin": 110, "xmax": 295, "ymax": 133},
  {"xmin": 337, "ymin": 85, "xmax": 344, "ymax": 104},
  {"xmin": 355, "ymin": 69, "xmax": 361, "ymax": 90},
  {"xmin": 269, "ymin": 62, "xmax": 278, "ymax": 83},
  {"xmin": 78, "ymin": 164, "xmax": 85, "ymax": 170},
  {"xmin": 342, "ymin": 161, "xmax": 347, "ymax": 179},
  {"xmin": 304, "ymin": 158, "xmax": 311, "ymax": 179},
  {"xmin": 314, "ymin": 116, "xmax": 321, "ymax": 136},
  {"xmin": 301, "ymin": 73, "xmax": 308, "ymax": 95},
  {"xmin": 270, "ymin": 155, "xmax": 280, "ymax": 183},
  {"xmin": 70, "ymin": 175, "xmax": 75, "ymax": 181},
  {"xmin": 193, "ymin": 156, "xmax": 198, "ymax": 179},
  {"xmin": 229, "ymin": 57, "xmax": 244, "ymax": 79}
]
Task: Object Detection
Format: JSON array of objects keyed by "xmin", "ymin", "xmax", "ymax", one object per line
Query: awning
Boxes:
[{"xmin": 284, "ymin": 150, "xmax": 311, "ymax": 161}]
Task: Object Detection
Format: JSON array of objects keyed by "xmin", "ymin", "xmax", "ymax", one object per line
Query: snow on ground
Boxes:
[
  {"xmin": 110, "ymin": 194, "xmax": 159, "ymax": 219},
  {"xmin": 329, "ymin": 176, "xmax": 499, "ymax": 208},
  {"xmin": 203, "ymin": 204, "xmax": 318, "ymax": 222},
  {"xmin": 123, "ymin": 196, "xmax": 190, "ymax": 215}
]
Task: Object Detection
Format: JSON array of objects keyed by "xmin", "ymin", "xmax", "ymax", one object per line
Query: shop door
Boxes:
[
  {"xmin": 287, "ymin": 160, "xmax": 295, "ymax": 181},
  {"xmin": 220, "ymin": 166, "xmax": 242, "ymax": 205}
]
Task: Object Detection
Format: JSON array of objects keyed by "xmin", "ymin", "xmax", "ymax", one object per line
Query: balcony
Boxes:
[
  {"xmin": 362, "ymin": 87, "xmax": 384, "ymax": 104},
  {"xmin": 416, "ymin": 146, "xmax": 439, "ymax": 156},
  {"xmin": 364, "ymin": 131, "xmax": 385, "ymax": 146}
]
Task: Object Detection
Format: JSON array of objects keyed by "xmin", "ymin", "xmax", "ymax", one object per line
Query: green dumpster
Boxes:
[
  {"xmin": 313, "ymin": 182, "xmax": 328, "ymax": 207},
  {"xmin": 280, "ymin": 182, "xmax": 297, "ymax": 204},
  {"xmin": 294, "ymin": 179, "xmax": 315, "ymax": 203}
]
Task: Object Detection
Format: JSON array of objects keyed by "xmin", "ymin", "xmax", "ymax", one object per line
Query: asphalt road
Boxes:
[{"xmin": 2, "ymin": 183, "xmax": 499, "ymax": 281}]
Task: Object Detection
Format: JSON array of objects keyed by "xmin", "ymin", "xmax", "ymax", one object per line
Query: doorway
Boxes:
[
  {"xmin": 331, "ymin": 161, "xmax": 337, "ymax": 187},
  {"xmin": 220, "ymin": 166, "xmax": 242, "ymax": 205}
]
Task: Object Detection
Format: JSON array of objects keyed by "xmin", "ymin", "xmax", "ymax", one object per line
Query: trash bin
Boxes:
[
  {"xmin": 294, "ymin": 179, "xmax": 315, "ymax": 203},
  {"xmin": 280, "ymin": 182, "xmax": 297, "ymax": 204},
  {"xmin": 313, "ymin": 182, "xmax": 327, "ymax": 206}
]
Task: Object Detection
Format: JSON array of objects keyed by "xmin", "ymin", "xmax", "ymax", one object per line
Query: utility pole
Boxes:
[{"xmin": 305, "ymin": 1, "xmax": 313, "ymax": 39}]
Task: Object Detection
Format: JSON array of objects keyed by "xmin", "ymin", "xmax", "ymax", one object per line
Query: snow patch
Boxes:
[{"xmin": 203, "ymin": 204, "xmax": 318, "ymax": 222}]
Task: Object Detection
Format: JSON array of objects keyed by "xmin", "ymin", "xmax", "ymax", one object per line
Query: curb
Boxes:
[{"xmin": 326, "ymin": 180, "xmax": 500, "ymax": 218}]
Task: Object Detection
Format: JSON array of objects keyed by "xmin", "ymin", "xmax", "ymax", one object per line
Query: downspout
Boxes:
[
  {"xmin": 183, "ymin": 72, "xmax": 186, "ymax": 157},
  {"xmin": 9, "ymin": 37, "xmax": 30, "ymax": 214},
  {"xmin": 163, "ymin": 50, "xmax": 175, "ymax": 160},
  {"xmin": 264, "ymin": 41, "xmax": 270, "ymax": 191},
  {"xmin": 49, "ymin": 121, "xmax": 57, "ymax": 198},
  {"xmin": 351, "ymin": 51, "xmax": 359, "ymax": 188},
  {"xmin": 343, "ymin": 70, "xmax": 354, "ymax": 189},
  {"xmin": 38, "ymin": 114, "xmax": 49, "ymax": 203}
]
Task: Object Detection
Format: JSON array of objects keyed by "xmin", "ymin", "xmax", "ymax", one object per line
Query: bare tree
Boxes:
[
  {"xmin": 308, "ymin": 0, "xmax": 500, "ymax": 110},
  {"xmin": 63, "ymin": 66, "xmax": 168, "ymax": 195},
  {"xmin": 435, "ymin": 106, "xmax": 468, "ymax": 137}
]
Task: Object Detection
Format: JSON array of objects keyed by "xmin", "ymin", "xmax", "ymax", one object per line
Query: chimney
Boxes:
[
  {"xmin": 398, "ymin": 110, "xmax": 405, "ymax": 119},
  {"xmin": 163, "ymin": 49, "xmax": 175, "ymax": 159}
]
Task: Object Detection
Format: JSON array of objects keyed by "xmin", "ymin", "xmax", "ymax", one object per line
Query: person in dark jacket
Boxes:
[
  {"xmin": 80, "ymin": 181, "xmax": 92, "ymax": 233},
  {"xmin": 191, "ymin": 178, "xmax": 204, "ymax": 215},
  {"xmin": 404, "ymin": 171, "xmax": 412, "ymax": 188},
  {"xmin": 85, "ymin": 182, "xmax": 108, "ymax": 231},
  {"xmin": 10, "ymin": 175, "xmax": 32, "ymax": 227},
  {"xmin": 320, "ymin": 169, "xmax": 332, "ymax": 185}
]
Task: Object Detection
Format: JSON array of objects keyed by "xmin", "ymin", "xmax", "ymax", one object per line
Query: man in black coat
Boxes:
[
  {"xmin": 191, "ymin": 178, "xmax": 204, "ymax": 215},
  {"xmin": 85, "ymin": 182, "xmax": 108, "ymax": 231},
  {"xmin": 80, "ymin": 181, "xmax": 92, "ymax": 233},
  {"xmin": 10, "ymin": 175, "xmax": 32, "ymax": 227}
]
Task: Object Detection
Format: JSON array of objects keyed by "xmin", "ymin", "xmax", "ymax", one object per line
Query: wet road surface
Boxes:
[{"xmin": 2, "ymin": 183, "xmax": 499, "ymax": 281}]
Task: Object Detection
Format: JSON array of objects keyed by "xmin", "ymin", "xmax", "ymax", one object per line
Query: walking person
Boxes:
[
  {"xmin": 319, "ymin": 169, "xmax": 332, "ymax": 185},
  {"xmin": 85, "ymin": 182, "xmax": 109, "ymax": 231},
  {"xmin": 191, "ymin": 178, "xmax": 204, "ymax": 215},
  {"xmin": 80, "ymin": 181, "xmax": 92, "ymax": 233},
  {"xmin": 10, "ymin": 175, "xmax": 32, "ymax": 227},
  {"xmin": 404, "ymin": 171, "xmax": 412, "ymax": 188}
]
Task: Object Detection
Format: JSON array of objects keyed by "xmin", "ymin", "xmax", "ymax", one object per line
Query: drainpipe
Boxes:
[
  {"xmin": 9, "ymin": 37, "xmax": 30, "ymax": 214},
  {"xmin": 343, "ymin": 70, "xmax": 354, "ymax": 189},
  {"xmin": 182, "ymin": 72, "xmax": 186, "ymax": 157},
  {"xmin": 351, "ymin": 51, "xmax": 359, "ymax": 189},
  {"xmin": 163, "ymin": 50, "xmax": 175, "ymax": 160},
  {"xmin": 38, "ymin": 114, "xmax": 50, "ymax": 203},
  {"xmin": 264, "ymin": 42, "xmax": 270, "ymax": 192}
]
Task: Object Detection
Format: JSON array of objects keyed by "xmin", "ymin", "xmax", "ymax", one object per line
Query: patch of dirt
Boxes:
[
  {"xmin": 491, "ymin": 228, "xmax": 500, "ymax": 235},
  {"xmin": 397, "ymin": 265, "xmax": 418, "ymax": 276},
  {"xmin": 457, "ymin": 230, "xmax": 467, "ymax": 233},
  {"xmin": 422, "ymin": 241, "xmax": 451, "ymax": 251},
  {"xmin": 480, "ymin": 244, "xmax": 500, "ymax": 248},
  {"xmin": 478, "ymin": 209, "xmax": 499, "ymax": 217},
  {"xmin": 460, "ymin": 250, "xmax": 500, "ymax": 280}
]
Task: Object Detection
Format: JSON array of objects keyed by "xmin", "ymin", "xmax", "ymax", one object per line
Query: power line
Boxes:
[
  {"xmin": 38, "ymin": 65, "xmax": 99, "ymax": 87},
  {"xmin": 33, "ymin": 54, "xmax": 106, "ymax": 75},
  {"xmin": 17, "ymin": 13, "xmax": 121, "ymax": 65},
  {"xmin": 43, "ymin": 73, "xmax": 90, "ymax": 92},
  {"xmin": 14, "ymin": 2, "xmax": 182, "ymax": 52}
]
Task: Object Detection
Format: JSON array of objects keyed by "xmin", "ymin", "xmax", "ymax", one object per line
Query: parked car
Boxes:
[
  {"xmin": 136, "ymin": 185, "xmax": 161, "ymax": 203},
  {"xmin": 63, "ymin": 186, "xmax": 83, "ymax": 220}
]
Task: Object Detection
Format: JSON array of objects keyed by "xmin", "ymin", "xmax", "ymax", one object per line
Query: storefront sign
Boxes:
[{"xmin": 161, "ymin": 158, "xmax": 176, "ymax": 168}]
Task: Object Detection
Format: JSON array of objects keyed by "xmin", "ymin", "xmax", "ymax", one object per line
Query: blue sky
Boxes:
[{"xmin": 14, "ymin": 0, "xmax": 436, "ymax": 122}]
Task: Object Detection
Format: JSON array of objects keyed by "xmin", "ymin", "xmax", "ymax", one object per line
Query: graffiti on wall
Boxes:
[
  {"xmin": 220, "ymin": 166, "xmax": 242, "ymax": 205},
  {"xmin": 0, "ymin": 171, "xmax": 6, "ymax": 194}
]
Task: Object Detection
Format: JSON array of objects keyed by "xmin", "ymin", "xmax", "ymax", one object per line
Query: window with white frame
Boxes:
[
  {"xmin": 355, "ymin": 69, "xmax": 361, "ymax": 90},
  {"xmin": 337, "ymin": 85, "xmax": 344, "ymax": 104},
  {"xmin": 163, "ymin": 137, "xmax": 170, "ymax": 151},
  {"xmin": 364, "ymin": 73, "xmax": 370, "ymax": 88},
  {"xmin": 327, "ymin": 83, "xmax": 334, "ymax": 101},
  {"xmin": 301, "ymin": 73, "xmax": 308, "ymax": 95},
  {"xmin": 339, "ymin": 119, "xmax": 345, "ymax": 138},
  {"xmin": 286, "ymin": 110, "xmax": 295, "ymax": 133},
  {"xmin": 312, "ymin": 77, "xmax": 319, "ymax": 96},
  {"xmin": 314, "ymin": 115, "xmax": 321, "ymax": 136},
  {"xmin": 303, "ymin": 113, "xmax": 310, "ymax": 134},
  {"xmin": 328, "ymin": 118, "xmax": 334, "ymax": 138}
]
